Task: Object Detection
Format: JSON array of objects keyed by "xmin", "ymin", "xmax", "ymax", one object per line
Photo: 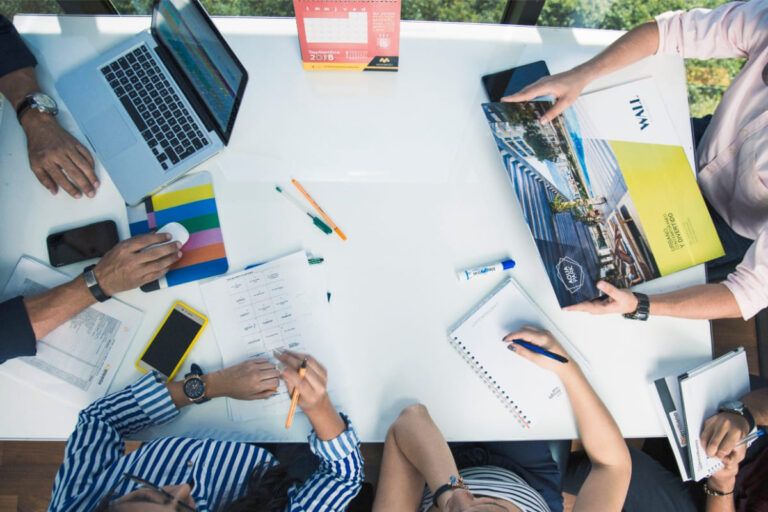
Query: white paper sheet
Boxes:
[
  {"xmin": 200, "ymin": 251, "xmax": 330, "ymax": 421},
  {"xmin": 1, "ymin": 256, "xmax": 143, "ymax": 408}
]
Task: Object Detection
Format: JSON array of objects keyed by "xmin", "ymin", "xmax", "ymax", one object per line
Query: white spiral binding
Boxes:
[{"xmin": 450, "ymin": 335, "xmax": 531, "ymax": 429}]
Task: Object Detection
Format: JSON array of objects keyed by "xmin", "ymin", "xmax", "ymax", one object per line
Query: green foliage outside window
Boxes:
[
  {"xmin": 538, "ymin": 0, "xmax": 745, "ymax": 117},
  {"xmin": 0, "ymin": 0, "xmax": 744, "ymax": 117}
]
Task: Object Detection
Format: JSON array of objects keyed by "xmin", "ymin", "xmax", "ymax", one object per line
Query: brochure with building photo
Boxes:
[{"xmin": 482, "ymin": 78, "xmax": 724, "ymax": 307}]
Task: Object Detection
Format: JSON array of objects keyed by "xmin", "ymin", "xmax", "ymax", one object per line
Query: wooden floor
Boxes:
[{"xmin": 0, "ymin": 318, "xmax": 760, "ymax": 512}]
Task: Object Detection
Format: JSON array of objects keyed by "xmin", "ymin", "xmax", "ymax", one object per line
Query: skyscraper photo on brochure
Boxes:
[{"xmin": 482, "ymin": 78, "xmax": 724, "ymax": 308}]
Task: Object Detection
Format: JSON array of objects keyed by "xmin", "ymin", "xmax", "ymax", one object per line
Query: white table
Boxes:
[{"xmin": 0, "ymin": 15, "xmax": 712, "ymax": 442}]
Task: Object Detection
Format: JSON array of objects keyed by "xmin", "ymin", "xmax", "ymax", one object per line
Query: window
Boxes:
[{"xmin": 537, "ymin": 0, "xmax": 746, "ymax": 117}]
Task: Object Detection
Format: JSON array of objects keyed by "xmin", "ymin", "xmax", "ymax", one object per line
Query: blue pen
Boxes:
[
  {"xmin": 510, "ymin": 339, "xmax": 569, "ymax": 364},
  {"xmin": 737, "ymin": 427, "xmax": 765, "ymax": 447},
  {"xmin": 457, "ymin": 259, "xmax": 516, "ymax": 282}
]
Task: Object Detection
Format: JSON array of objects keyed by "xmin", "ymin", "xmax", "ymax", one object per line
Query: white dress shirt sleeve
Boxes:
[{"xmin": 655, "ymin": 0, "xmax": 768, "ymax": 59}]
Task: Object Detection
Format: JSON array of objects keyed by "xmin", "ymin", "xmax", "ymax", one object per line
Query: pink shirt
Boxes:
[{"xmin": 656, "ymin": 1, "xmax": 768, "ymax": 319}]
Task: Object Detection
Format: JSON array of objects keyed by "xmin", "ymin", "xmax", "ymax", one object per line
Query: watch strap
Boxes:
[
  {"xmin": 432, "ymin": 476, "xmax": 466, "ymax": 509},
  {"xmin": 623, "ymin": 292, "xmax": 650, "ymax": 321},
  {"xmin": 83, "ymin": 264, "xmax": 111, "ymax": 302},
  {"xmin": 184, "ymin": 363, "xmax": 204, "ymax": 379},
  {"xmin": 16, "ymin": 95, "xmax": 36, "ymax": 121}
]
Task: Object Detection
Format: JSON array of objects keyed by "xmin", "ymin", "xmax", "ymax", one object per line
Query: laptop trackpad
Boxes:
[{"xmin": 83, "ymin": 106, "xmax": 136, "ymax": 159}]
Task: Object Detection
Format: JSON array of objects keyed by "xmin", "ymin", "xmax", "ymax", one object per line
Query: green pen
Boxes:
[{"xmin": 275, "ymin": 186, "xmax": 333, "ymax": 235}]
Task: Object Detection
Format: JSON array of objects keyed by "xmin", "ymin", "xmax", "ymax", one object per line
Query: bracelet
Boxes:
[
  {"xmin": 432, "ymin": 475, "xmax": 467, "ymax": 509},
  {"xmin": 703, "ymin": 481, "xmax": 734, "ymax": 497}
]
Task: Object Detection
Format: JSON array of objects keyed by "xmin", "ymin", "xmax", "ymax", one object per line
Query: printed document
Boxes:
[
  {"xmin": 201, "ymin": 251, "xmax": 330, "ymax": 421},
  {"xmin": 0, "ymin": 256, "xmax": 142, "ymax": 407}
]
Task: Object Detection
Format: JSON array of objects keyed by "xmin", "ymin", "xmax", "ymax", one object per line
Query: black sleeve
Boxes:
[
  {"xmin": 0, "ymin": 14, "xmax": 38, "ymax": 79},
  {"xmin": 0, "ymin": 296, "xmax": 37, "ymax": 364}
]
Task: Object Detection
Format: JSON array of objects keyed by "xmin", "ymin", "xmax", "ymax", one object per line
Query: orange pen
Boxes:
[
  {"xmin": 285, "ymin": 358, "xmax": 308, "ymax": 429},
  {"xmin": 291, "ymin": 179, "xmax": 347, "ymax": 241}
]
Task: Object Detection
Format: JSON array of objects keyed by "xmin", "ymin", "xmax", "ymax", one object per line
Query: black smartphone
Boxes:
[
  {"xmin": 47, "ymin": 220, "xmax": 119, "ymax": 267},
  {"xmin": 482, "ymin": 60, "xmax": 551, "ymax": 102}
]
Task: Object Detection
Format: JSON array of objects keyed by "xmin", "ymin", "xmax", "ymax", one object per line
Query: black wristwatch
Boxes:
[
  {"xmin": 623, "ymin": 292, "xmax": 650, "ymax": 321},
  {"xmin": 183, "ymin": 363, "xmax": 210, "ymax": 404},
  {"xmin": 719, "ymin": 400, "xmax": 756, "ymax": 432},
  {"xmin": 433, "ymin": 475, "xmax": 467, "ymax": 509},
  {"xmin": 83, "ymin": 264, "xmax": 111, "ymax": 302},
  {"xmin": 16, "ymin": 92, "xmax": 58, "ymax": 121}
]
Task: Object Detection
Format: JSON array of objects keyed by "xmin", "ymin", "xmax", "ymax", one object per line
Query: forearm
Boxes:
[
  {"xmin": 649, "ymin": 284, "xmax": 741, "ymax": 319},
  {"xmin": 390, "ymin": 405, "xmax": 458, "ymax": 494},
  {"xmin": 705, "ymin": 494, "xmax": 735, "ymax": 512},
  {"xmin": 304, "ymin": 397, "xmax": 346, "ymax": 440},
  {"xmin": 706, "ymin": 473, "xmax": 736, "ymax": 512},
  {"xmin": 23, "ymin": 276, "xmax": 96, "ymax": 340},
  {"xmin": 0, "ymin": 66, "xmax": 38, "ymax": 109},
  {"xmin": 576, "ymin": 21, "xmax": 659, "ymax": 81},
  {"xmin": 561, "ymin": 366, "xmax": 629, "ymax": 468}
]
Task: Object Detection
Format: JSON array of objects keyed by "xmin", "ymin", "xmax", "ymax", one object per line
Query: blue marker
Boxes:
[
  {"xmin": 457, "ymin": 259, "xmax": 516, "ymax": 282},
  {"xmin": 509, "ymin": 339, "xmax": 569, "ymax": 364}
]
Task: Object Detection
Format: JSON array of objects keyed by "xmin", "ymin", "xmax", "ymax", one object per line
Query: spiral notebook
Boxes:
[{"xmin": 449, "ymin": 277, "xmax": 589, "ymax": 429}]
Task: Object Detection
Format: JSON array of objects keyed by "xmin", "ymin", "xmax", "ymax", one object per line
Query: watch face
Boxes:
[
  {"xmin": 184, "ymin": 377, "xmax": 205, "ymax": 400},
  {"xmin": 721, "ymin": 400, "xmax": 743, "ymax": 412},
  {"xmin": 32, "ymin": 93, "xmax": 58, "ymax": 112}
]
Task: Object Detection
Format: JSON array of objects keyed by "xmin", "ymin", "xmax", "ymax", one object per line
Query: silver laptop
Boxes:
[{"xmin": 57, "ymin": 0, "xmax": 248, "ymax": 205}]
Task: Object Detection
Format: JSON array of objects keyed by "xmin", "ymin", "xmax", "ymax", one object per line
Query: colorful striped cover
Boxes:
[{"xmin": 127, "ymin": 171, "xmax": 228, "ymax": 291}]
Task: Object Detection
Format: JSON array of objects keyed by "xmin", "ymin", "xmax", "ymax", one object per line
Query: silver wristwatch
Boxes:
[{"xmin": 16, "ymin": 92, "xmax": 58, "ymax": 121}]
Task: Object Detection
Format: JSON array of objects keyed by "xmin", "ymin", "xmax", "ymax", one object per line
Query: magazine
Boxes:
[{"xmin": 482, "ymin": 78, "xmax": 724, "ymax": 307}]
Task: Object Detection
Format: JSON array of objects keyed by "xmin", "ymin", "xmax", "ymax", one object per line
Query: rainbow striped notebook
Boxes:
[{"xmin": 127, "ymin": 171, "xmax": 228, "ymax": 291}]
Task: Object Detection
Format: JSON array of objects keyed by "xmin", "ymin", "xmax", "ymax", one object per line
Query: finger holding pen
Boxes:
[
  {"xmin": 276, "ymin": 349, "xmax": 345, "ymax": 440},
  {"xmin": 502, "ymin": 326, "xmax": 574, "ymax": 376}
]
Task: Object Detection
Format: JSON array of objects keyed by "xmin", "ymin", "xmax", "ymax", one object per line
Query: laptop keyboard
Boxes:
[{"xmin": 100, "ymin": 45, "xmax": 209, "ymax": 170}]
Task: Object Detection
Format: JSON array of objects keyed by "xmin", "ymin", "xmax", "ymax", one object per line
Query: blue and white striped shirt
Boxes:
[{"xmin": 48, "ymin": 372, "xmax": 363, "ymax": 511}]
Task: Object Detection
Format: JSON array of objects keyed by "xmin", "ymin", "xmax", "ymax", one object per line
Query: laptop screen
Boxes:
[{"xmin": 154, "ymin": 0, "xmax": 247, "ymax": 141}]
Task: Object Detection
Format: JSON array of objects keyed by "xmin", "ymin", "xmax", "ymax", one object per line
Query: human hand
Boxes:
[
  {"xmin": 277, "ymin": 350, "xmax": 331, "ymax": 413},
  {"xmin": 501, "ymin": 68, "xmax": 592, "ymax": 124},
  {"xmin": 209, "ymin": 359, "xmax": 280, "ymax": 400},
  {"xmin": 701, "ymin": 411, "xmax": 751, "ymax": 458},
  {"xmin": 93, "ymin": 233, "xmax": 182, "ymax": 295},
  {"xmin": 502, "ymin": 326, "xmax": 574, "ymax": 377},
  {"xmin": 707, "ymin": 444, "xmax": 747, "ymax": 494},
  {"xmin": 563, "ymin": 281, "xmax": 639, "ymax": 315},
  {"xmin": 22, "ymin": 112, "xmax": 98, "ymax": 198}
]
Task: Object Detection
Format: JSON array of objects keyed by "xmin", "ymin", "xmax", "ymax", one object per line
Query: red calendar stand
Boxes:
[{"xmin": 293, "ymin": 0, "xmax": 401, "ymax": 71}]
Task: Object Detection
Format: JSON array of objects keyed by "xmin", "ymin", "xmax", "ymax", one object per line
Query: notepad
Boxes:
[
  {"xmin": 651, "ymin": 348, "xmax": 750, "ymax": 481},
  {"xmin": 127, "ymin": 171, "xmax": 228, "ymax": 291},
  {"xmin": 449, "ymin": 277, "xmax": 589, "ymax": 429}
]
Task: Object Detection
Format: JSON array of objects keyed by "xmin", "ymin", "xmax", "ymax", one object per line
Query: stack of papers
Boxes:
[
  {"xmin": 201, "ymin": 251, "xmax": 331, "ymax": 421},
  {"xmin": 1, "ymin": 256, "xmax": 142, "ymax": 408},
  {"xmin": 651, "ymin": 348, "xmax": 750, "ymax": 481}
]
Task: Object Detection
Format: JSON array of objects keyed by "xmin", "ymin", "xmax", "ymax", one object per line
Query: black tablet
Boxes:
[{"xmin": 482, "ymin": 60, "xmax": 551, "ymax": 102}]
